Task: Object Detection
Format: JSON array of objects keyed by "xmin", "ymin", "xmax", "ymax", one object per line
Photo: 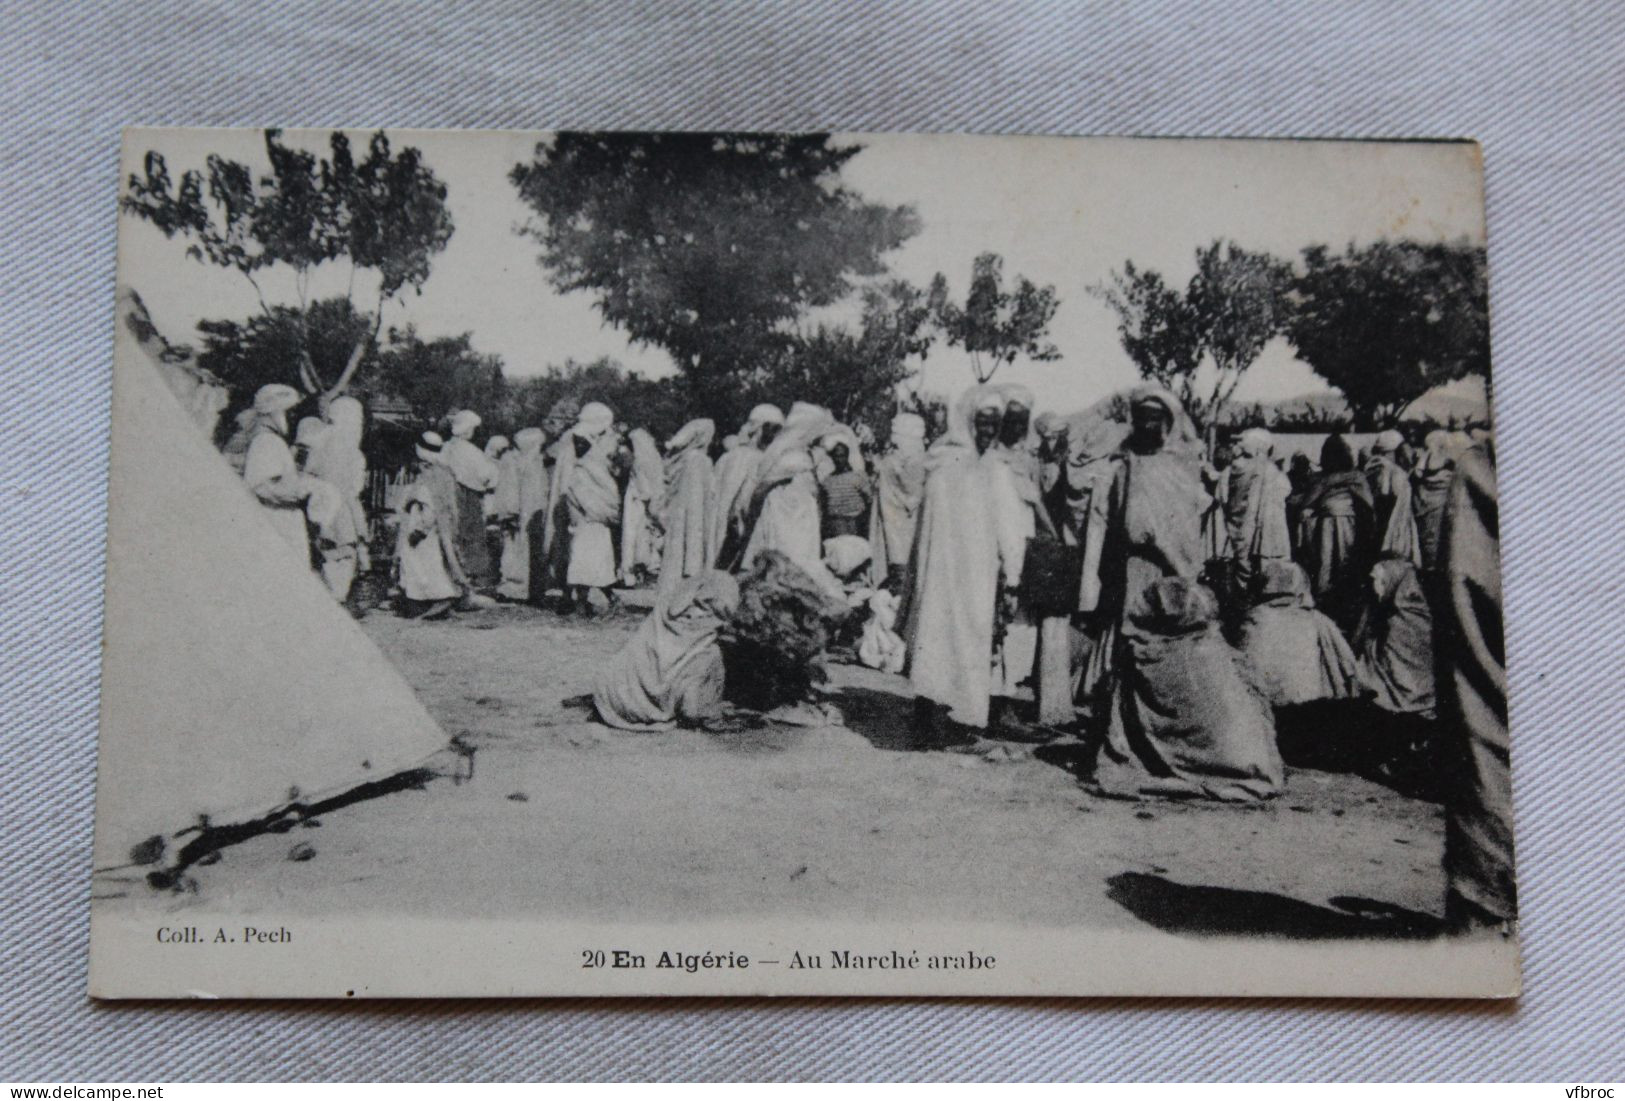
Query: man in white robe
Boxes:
[
  {"xmin": 989, "ymin": 383, "xmax": 1052, "ymax": 721},
  {"xmin": 867, "ymin": 412, "xmax": 927, "ymax": 589},
  {"xmin": 563, "ymin": 410, "xmax": 621, "ymax": 613},
  {"xmin": 619, "ymin": 427, "xmax": 666, "ymax": 586},
  {"xmin": 241, "ymin": 384, "xmax": 323, "ymax": 567},
  {"xmin": 740, "ymin": 403, "xmax": 837, "ymax": 590},
  {"xmin": 656, "ymin": 418, "xmax": 717, "ymax": 598},
  {"xmin": 440, "ymin": 409, "xmax": 499, "ymax": 592},
  {"xmin": 497, "ymin": 427, "xmax": 551, "ymax": 602},
  {"xmin": 307, "ymin": 395, "xmax": 371, "ymax": 604},
  {"xmin": 709, "ymin": 403, "xmax": 784, "ymax": 567},
  {"xmin": 537, "ymin": 398, "xmax": 583, "ymax": 597},
  {"xmin": 901, "ymin": 387, "xmax": 1029, "ymax": 738}
]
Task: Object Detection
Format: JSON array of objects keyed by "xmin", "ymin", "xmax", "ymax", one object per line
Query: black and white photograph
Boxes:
[{"xmin": 89, "ymin": 128, "xmax": 1516, "ymax": 998}]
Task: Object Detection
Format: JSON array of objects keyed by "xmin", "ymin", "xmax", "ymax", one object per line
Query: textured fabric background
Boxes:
[{"xmin": 2, "ymin": 0, "xmax": 1621, "ymax": 1082}]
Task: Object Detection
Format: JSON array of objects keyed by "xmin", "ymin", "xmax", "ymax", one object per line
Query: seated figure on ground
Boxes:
[
  {"xmin": 1092, "ymin": 577, "xmax": 1284, "ymax": 803},
  {"xmin": 1236, "ymin": 560, "xmax": 1363, "ymax": 708},
  {"xmin": 592, "ymin": 570, "xmax": 741, "ymax": 732}
]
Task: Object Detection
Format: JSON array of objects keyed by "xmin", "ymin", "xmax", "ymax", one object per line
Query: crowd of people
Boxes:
[{"xmin": 226, "ymin": 374, "xmax": 1513, "ymax": 931}]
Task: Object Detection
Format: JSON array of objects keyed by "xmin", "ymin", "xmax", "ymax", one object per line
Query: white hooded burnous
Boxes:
[{"xmin": 900, "ymin": 386, "xmax": 1029, "ymax": 729}]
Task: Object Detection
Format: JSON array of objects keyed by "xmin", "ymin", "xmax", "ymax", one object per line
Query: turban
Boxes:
[
  {"xmin": 415, "ymin": 430, "xmax": 445, "ymax": 464},
  {"xmin": 575, "ymin": 401, "xmax": 615, "ymax": 437},
  {"xmin": 514, "ymin": 427, "xmax": 546, "ymax": 453},
  {"xmin": 748, "ymin": 403, "xmax": 786, "ymax": 426},
  {"xmin": 253, "ymin": 383, "xmax": 301, "ymax": 416},
  {"xmin": 1034, "ymin": 412, "xmax": 1065, "ymax": 438},
  {"xmin": 1373, "ymin": 430, "xmax": 1404, "ymax": 455},
  {"xmin": 1237, "ymin": 428, "xmax": 1274, "ymax": 458},
  {"xmin": 999, "ymin": 383, "xmax": 1035, "ymax": 410},
  {"xmin": 666, "ymin": 418, "xmax": 716, "ymax": 453},
  {"xmin": 449, "ymin": 409, "xmax": 482, "ymax": 437},
  {"xmin": 972, "ymin": 388, "xmax": 1005, "ymax": 414},
  {"xmin": 721, "ymin": 434, "xmax": 740, "ymax": 452},
  {"xmin": 484, "ymin": 434, "xmax": 511, "ymax": 458},
  {"xmin": 1129, "ymin": 385, "xmax": 1178, "ymax": 419}
]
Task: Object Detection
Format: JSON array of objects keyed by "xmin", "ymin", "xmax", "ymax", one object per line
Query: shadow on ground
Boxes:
[{"xmin": 1106, "ymin": 871, "xmax": 1443, "ymax": 940}]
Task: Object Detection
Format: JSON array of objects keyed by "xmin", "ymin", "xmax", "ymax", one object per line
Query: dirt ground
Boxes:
[{"xmin": 99, "ymin": 597, "xmax": 1450, "ymax": 936}]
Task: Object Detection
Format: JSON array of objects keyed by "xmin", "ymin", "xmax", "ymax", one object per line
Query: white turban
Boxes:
[
  {"xmin": 1000, "ymin": 383, "xmax": 1035, "ymax": 410},
  {"xmin": 575, "ymin": 401, "xmax": 615, "ymax": 438},
  {"xmin": 415, "ymin": 430, "xmax": 445, "ymax": 464},
  {"xmin": 748, "ymin": 403, "xmax": 786, "ymax": 426},
  {"xmin": 1237, "ymin": 428, "xmax": 1274, "ymax": 459},
  {"xmin": 1373, "ymin": 430, "xmax": 1404, "ymax": 455},
  {"xmin": 449, "ymin": 409, "xmax": 481, "ymax": 438},
  {"xmin": 253, "ymin": 383, "xmax": 301, "ymax": 416},
  {"xmin": 972, "ymin": 388, "xmax": 1005, "ymax": 414}
]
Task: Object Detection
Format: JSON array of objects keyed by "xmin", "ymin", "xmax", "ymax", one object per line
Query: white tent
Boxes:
[{"xmin": 93, "ymin": 290, "xmax": 448, "ymax": 868}]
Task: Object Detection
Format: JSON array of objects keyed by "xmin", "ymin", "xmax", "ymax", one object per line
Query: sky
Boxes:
[{"xmin": 117, "ymin": 128, "xmax": 1486, "ymax": 417}]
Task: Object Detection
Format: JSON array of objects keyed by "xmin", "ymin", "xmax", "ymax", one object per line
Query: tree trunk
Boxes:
[{"xmin": 322, "ymin": 295, "xmax": 385, "ymax": 404}]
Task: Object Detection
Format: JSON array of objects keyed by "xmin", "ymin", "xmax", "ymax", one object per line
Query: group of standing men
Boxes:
[
  {"xmin": 891, "ymin": 381, "xmax": 1511, "ymax": 929},
  {"xmin": 229, "ymin": 374, "xmax": 1512, "ymax": 930},
  {"xmin": 394, "ymin": 396, "xmax": 888, "ymax": 619}
]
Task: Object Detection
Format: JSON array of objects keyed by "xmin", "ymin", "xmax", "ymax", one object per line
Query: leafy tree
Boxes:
[
  {"xmin": 931, "ymin": 253, "xmax": 1060, "ymax": 383},
  {"xmin": 500, "ymin": 358, "xmax": 693, "ymax": 443},
  {"xmin": 1092, "ymin": 261, "xmax": 1201, "ymax": 394},
  {"xmin": 195, "ymin": 297, "xmax": 377, "ymax": 440},
  {"xmin": 1094, "ymin": 241, "xmax": 1290, "ymax": 431},
  {"xmin": 1187, "ymin": 242, "xmax": 1293, "ymax": 424},
  {"xmin": 1285, "ymin": 241, "xmax": 1489, "ymax": 428},
  {"xmin": 509, "ymin": 132, "xmax": 920, "ymax": 421},
  {"xmin": 370, "ymin": 326, "xmax": 507, "ymax": 429},
  {"xmin": 764, "ymin": 279, "xmax": 938, "ymax": 435},
  {"xmin": 121, "ymin": 129, "xmax": 453, "ymax": 401}
]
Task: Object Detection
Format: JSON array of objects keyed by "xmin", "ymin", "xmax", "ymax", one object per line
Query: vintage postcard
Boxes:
[{"xmin": 90, "ymin": 129, "xmax": 1517, "ymax": 998}]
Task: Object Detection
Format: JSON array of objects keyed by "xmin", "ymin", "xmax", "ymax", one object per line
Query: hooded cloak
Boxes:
[
  {"xmin": 657, "ymin": 418, "xmax": 717, "ymax": 597},
  {"xmin": 900, "ymin": 387, "xmax": 1030, "ymax": 728},
  {"xmin": 565, "ymin": 432, "xmax": 623, "ymax": 588},
  {"xmin": 1300, "ymin": 434, "xmax": 1376, "ymax": 629},
  {"xmin": 709, "ymin": 404, "xmax": 782, "ymax": 565},
  {"xmin": 740, "ymin": 404, "xmax": 834, "ymax": 579},
  {"xmin": 1412, "ymin": 429, "xmax": 1467, "ymax": 572},
  {"xmin": 620, "ymin": 427, "xmax": 666, "ymax": 584},
  {"xmin": 1223, "ymin": 427, "xmax": 1293, "ymax": 600},
  {"xmin": 1366, "ymin": 431, "xmax": 1422, "ymax": 565},
  {"xmin": 1236, "ymin": 561, "xmax": 1362, "ymax": 706},
  {"xmin": 1357, "ymin": 557, "xmax": 1436, "ymax": 716},
  {"xmin": 867, "ymin": 412, "xmax": 928, "ymax": 584},
  {"xmin": 1437, "ymin": 442, "xmax": 1516, "ymax": 925},
  {"xmin": 593, "ymin": 570, "xmax": 740, "ymax": 732},
  {"xmin": 1094, "ymin": 578, "xmax": 1283, "ymax": 802},
  {"xmin": 497, "ymin": 427, "xmax": 552, "ymax": 601},
  {"xmin": 243, "ymin": 401, "xmax": 318, "ymax": 558}
]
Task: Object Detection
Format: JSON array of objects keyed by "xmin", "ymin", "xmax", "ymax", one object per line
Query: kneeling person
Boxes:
[{"xmin": 593, "ymin": 571, "xmax": 740, "ymax": 732}]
